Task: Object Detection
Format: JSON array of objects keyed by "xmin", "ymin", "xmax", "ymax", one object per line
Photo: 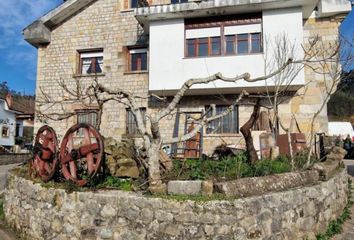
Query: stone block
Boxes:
[
  {"xmin": 201, "ymin": 181, "xmax": 213, "ymax": 196},
  {"xmin": 214, "ymin": 170, "xmax": 319, "ymax": 197},
  {"xmin": 167, "ymin": 180, "xmax": 203, "ymax": 196},
  {"xmin": 312, "ymin": 160, "xmax": 343, "ymax": 181}
]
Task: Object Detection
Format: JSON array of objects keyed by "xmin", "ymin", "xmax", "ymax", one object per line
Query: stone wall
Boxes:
[
  {"xmin": 0, "ymin": 153, "xmax": 30, "ymax": 165},
  {"xmin": 4, "ymin": 169, "xmax": 348, "ymax": 240}
]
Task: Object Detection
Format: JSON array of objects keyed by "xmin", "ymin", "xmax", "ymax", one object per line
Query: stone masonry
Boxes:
[
  {"xmin": 33, "ymin": 0, "xmax": 347, "ymax": 155},
  {"xmin": 4, "ymin": 168, "xmax": 349, "ymax": 240}
]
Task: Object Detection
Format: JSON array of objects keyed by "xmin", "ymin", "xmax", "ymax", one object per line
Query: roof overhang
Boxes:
[
  {"xmin": 135, "ymin": 0, "xmax": 318, "ymax": 31},
  {"xmin": 23, "ymin": 0, "xmax": 97, "ymax": 47},
  {"xmin": 149, "ymin": 84, "xmax": 304, "ymax": 96}
]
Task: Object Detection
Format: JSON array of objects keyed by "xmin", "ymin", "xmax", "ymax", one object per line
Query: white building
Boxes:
[{"xmin": 0, "ymin": 96, "xmax": 19, "ymax": 147}]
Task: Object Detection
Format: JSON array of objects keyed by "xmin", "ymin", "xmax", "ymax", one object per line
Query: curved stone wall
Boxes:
[{"xmin": 4, "ymin": 169, "xmax": 348, "ymax": 240}]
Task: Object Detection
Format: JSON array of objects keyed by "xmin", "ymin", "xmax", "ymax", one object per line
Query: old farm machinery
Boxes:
[{"xmin": 31, "ymin": 123, "xmax": 104, "ymax": 186}]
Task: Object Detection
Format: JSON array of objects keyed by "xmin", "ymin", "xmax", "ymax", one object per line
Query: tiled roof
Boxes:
[{"xmin": 0, "ymin": 94, "xmax": 35, "ymax": 115}]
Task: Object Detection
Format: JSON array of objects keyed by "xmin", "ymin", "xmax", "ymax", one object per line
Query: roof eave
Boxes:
[
  {"xmin": 23, "ymin": 0, "xmax": 97, "ymax": 47},
  {"xmin": 135, "ymin": 0, "xmax": 318, "ymax": 30}
]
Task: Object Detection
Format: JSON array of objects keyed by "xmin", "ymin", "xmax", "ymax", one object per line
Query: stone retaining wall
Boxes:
[
  {"xmin": 0, "ymin": 153, "xmax": 30, "ymax": 165},
  {"xmin": 4, "ymin": 169, "xmax": 348, "ymax": 240}
]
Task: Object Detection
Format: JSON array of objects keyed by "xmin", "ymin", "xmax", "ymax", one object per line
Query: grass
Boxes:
[
  {"xmin": 316, "ymin": 178, "xmax": 353, "ymax": 240},
  {"xmin": 163, "ymin": 153, "xmax": 295, "ymax": 181}
]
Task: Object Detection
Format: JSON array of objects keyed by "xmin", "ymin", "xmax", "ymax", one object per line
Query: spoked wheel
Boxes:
[
  {"xmin": 59, "ymin": 123, "xmax": 104, "ymax": 186},
  {"xmin": 31, "ymin": 125, "xmax": 59, "ymax": 182}
]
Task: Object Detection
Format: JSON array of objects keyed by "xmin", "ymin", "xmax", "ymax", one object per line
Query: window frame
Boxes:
[
  {"xmin": 126, "ymin": 47, "xmax": 148, "ymax": 72},
  {"xmin": 126, "ymin": 108, "xmax": 147, "ymax": 136},
  {"xmin": 77, "ymin": 49, "xmax": 104, "ymax": 75},
  {"xmin": 205, "ymin": 105, "xmax": 239, "ymax": 134},
  {"xmin": 76, "ymin": 110, "xmax": 99, "ymax": 127},
  {"xmin": 185, "ymin": 14, "xmax": 263, "ymax": 58},
  {"xmin": 1, "ymin": 126, "xmax": 10, "ymax": 138}
]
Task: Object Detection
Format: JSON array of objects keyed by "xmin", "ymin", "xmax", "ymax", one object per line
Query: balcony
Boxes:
[{"xmin": 135, "ymin": 0, "xmax": 318, "ymax": 31}]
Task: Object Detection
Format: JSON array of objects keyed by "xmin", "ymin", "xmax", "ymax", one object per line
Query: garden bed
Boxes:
[{"xmin": 3, "ymin": 167, "xmax": 349, "ymax": 240}]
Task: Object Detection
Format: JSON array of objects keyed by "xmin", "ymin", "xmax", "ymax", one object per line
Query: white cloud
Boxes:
[
  {"xmin": 0, "ymin": 0, "xmax": 60, "ymax": 47},
  {"xmin": 0, "ymin": 0, "xmax": 62, "ymax": 83}
]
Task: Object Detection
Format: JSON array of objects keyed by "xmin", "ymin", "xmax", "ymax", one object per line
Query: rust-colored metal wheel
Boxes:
[
  {"xmin": 32, "ymin": 125, "xmax": 59, "ymax": 182},
  {"xmin": 59, "ymin": 123, "xmax": 104, "ymax": 186}
]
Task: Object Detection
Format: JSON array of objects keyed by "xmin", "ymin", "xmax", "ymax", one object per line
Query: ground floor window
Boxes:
[
  {"xmin": 126, "ymin": 108, "xmax": 146, "ymax": 135},
  {"xmin": 1, "ymin": 126, "xmax": 9, "ymax": 138},
  {"xmin": 205, "ymin": 105, "xmax": 239, "ymax": 134}
]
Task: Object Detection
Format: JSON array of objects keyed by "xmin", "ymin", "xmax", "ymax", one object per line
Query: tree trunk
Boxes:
[
  {"xmin": 147, "ymin": 141, "xmax": 162, "ymax": 186},
  {"xmin": 240, "ymin": 101, "xmax": 261, "ymax": 164}
]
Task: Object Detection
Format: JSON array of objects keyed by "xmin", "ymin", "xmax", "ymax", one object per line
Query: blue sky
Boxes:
[{"xmin": 0, "ymin": 0, "xmax": 353, "ymax": 95}]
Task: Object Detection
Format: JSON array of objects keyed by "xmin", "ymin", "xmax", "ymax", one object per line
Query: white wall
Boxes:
[
  {"xmin": 0, "ymin": 100, "xmax": 16, "ymax": 146},
  {"xmin": 149, "ymin": 8, "xmax": 305, "ymax": 93},
  {"xmin": 318, "ymin": 0, "xmax": 352, "ymax": 17}
]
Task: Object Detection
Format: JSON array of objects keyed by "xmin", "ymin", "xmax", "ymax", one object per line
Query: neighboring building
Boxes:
[
  {"xmin": 24, "ymin": 0, "xmax": 351, "ymax": 156},
  {"xmin": 0, "ymin": 95, "xmax": 21, "ymax": 147},
  {"xmin": 0, "ymin": 94, "xmax": 35, "ymax": 148}
]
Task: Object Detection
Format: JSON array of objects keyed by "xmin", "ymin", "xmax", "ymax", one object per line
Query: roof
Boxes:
[
  {"xmin": 23, "ymin": 0, "xmax": 351, "ymax": 47},
  {"xmin": 0, "ymin": 95, "xmax": 35, "ymax": 115}
]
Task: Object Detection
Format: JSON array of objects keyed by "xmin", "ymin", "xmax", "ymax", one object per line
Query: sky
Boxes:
[{"xmin": 0, "ymin": 0, "xmax": 353, "ymax": 95}]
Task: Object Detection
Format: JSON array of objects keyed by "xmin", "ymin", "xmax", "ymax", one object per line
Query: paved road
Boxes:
[{"xmin": 0, "ymin": 163, "xmax": 21, "ymax": 194}]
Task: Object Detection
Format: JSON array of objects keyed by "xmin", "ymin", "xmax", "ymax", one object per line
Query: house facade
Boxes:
[
  {"xmin": 0, "ymin": 95, "xmax": 19, "ymax": 147},
  {"xmin": 0, "ymin": 94, "xmax": 35, "ymax": 148},
  {"xmin": 24, "ymin": 0, "xmax": 351, "ymax": 156}
]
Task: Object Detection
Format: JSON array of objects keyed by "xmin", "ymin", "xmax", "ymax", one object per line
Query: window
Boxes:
[
  {"xmin": 251, "ymin": 33, "xmax": 261, "ymax": 53},
  {"xmin": 1, "ymin": 126, "xmax": 9, "ymax": 138},
  {"xmin": 126, "ymin": 108, "xmax": 146, "ymax": 135},
  {"xmin": 129, "ymin": 48, "xmax": 148, "ymax": 72},
  {"xmin": 79, "ymin": 50, "xmax": 103, "ymax": 75},
  {"xmin": 185, "ymin": 14, "xmax": 262, "ymax": 57},
  {"xmin": 205, "ymin": 106, "xmax": 239, "ymax": 134},
  {"xmin": 130, "ymin": 0, "xmax": 138, "ymax": 8},
  {"xmin": 237, "ymin": 34, "xmax": 249, "ymax": 54},
  {"xmin": 186, "ymin": 37, "xmax": 221, "ymax": 57},
  {"xmin": 171, "ymin": 0, "xmax": 188, "ymax": 3},
  {"xmin": 77, "ymin": 111, "xmax": 98, "ymax": 126}
]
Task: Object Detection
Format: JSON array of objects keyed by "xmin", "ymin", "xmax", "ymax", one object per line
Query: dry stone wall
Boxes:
[{"xmin": 4, "ymin": 169, "xmax": 348, "ymax": 240}]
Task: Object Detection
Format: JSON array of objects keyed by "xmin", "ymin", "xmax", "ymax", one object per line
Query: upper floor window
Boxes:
[
  {"xmin": 129, "ymin": 48, "xmax": 148, "ymax": 72},
  {"xmin": 130, "ymin": 0, "xmax": 138, "ymax": 8},
  {"xmin": 185, "ymin": 14, "xmax": 262, "ymax": 58},
  {"xmin": 171, "ymin": 0, "xmax": 188, "ymax": 4},
  {"xmin": 79, "ymin": 50, "xmax": 103, "ymax": 75}
]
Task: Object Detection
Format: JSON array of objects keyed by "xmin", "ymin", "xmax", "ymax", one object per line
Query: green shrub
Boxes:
[
  {"xmin": 96, "ymin": 176, "xmax": 133, "ymax": 191},
  {"xmin": 0, "ymin": 199, "xmax": 4, "ymax": 221},
  {"xmin": 165, "ymin": 152, "xmax": 293, "ymax": 181}
]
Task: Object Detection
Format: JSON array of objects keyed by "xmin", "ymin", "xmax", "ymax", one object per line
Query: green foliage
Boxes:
[
  {"xmin": 328, "ymin": 71, "xmax": 354, "ymax": 117},
  {"xmin": 0, "ymin": 199, "xmax": 4, "ymax": 221},
  {"xmin": 316, "ymin": 178, "xmax": 353, "ymax": 240},
  {"xmin": 165, "ymin": 153, "xmax": 293, "ymax": 181},
  {"xmin": 253, "ymin": 158, "xmax": 292, "ymax": 176},
  {"xmin": 95, "ymin": 176, "xmax": 133, "ymax": 191}
]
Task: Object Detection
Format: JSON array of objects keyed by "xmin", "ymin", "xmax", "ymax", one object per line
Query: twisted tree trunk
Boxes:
[{"xmin": 240, "ymin": 101, "xmax": 261, "ymax": 164}]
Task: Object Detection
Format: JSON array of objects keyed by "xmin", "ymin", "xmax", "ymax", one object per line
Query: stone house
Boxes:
[{"xmin": 24, "ymin": 0, "xmax": 351, "ymax": 157}]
